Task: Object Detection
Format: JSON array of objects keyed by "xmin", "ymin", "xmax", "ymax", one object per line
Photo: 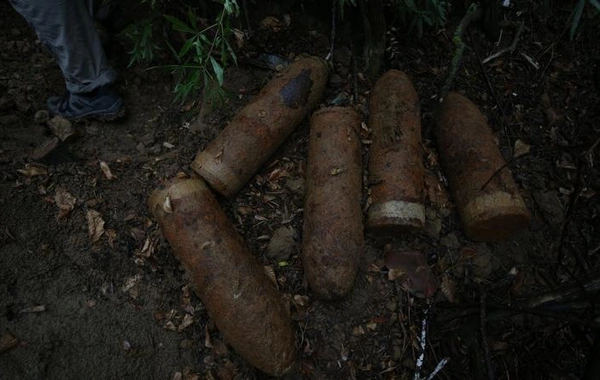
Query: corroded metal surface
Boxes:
[
  {"xmin": 148, "ymin": 177, "xmax": 295, "ymax": 375},
  {"xmin": 191, "ymin": 57, "xmax": 328, "ymax": 198},
  {"xmin": 435, "ymin": 92, "xmax": 531, "ymax": 241},
  {"xmin": 367, "ymin": 70, "xmax": 425, "ymax": 234},
  {"xmin": 303, "ymin": 107, "xmax": 364, "ymax": 299}
]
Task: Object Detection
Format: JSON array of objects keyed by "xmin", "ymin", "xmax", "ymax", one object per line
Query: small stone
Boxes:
[
  {"xmin": 149, "ymin": 144, "xmax": 162, "ymax": 154},
  {"xmin": 48, "ymin": 116, "xmax": 75, "ymax": 141},
  {"xmin": 386, "ymin": 300, "xmax": 397, "ymax": 312},
  {"xmin": 285, "ymin": 177, "xmax": 305, "ymax": 197},
  {"xmin": 329, "ymin": 74, "xmax": 344, "ymax": 86},
  {"xmin": 440, "ymin": 233, "xmax": 460, "ymax": 249},
  {"xmin": 31, "ymin": 137, "xmax": 75, "ymax": 163},
  {"xmin": 140, "ymin": 132, "xmax": 155, "ymax": 147},
  {"xmin": 31, "ymin": 137, "xmax": 59, "ymax": 160},
  {"xmin": 136, "ymin": 142, "xmax": 146, "ymax": 153},
  {"xmin": 266, "ymin": 226, "xmax": 296, "ymax": 261},
  {"xmin": 34, "ymin": 110, "xmax": 50, "ymax": 124},
  {"xmin": 203, "ymin": 355, "xmax": 215, "ymax": 366},
  {"xmin": 425, "ymin": 216, "xmax": 442, "ymax": 240}
]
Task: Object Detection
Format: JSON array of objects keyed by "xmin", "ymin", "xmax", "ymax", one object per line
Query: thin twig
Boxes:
[
  {"xmin": 479, "ymin": 288, "xmax": 495, "ymax": 380},
  {"xmin": 482, "ymin": 21, "xmax": 524, "ymax": 64},
  {"xmin": 438, "ymin": 302, "xmax": 600, "ymax": 329},
  {"xmin": 440, "ymin": 3, "xmax": 480, "ymax": 101},
  {"xmin": 469, "ymin": 29, "xmax": 511, "ymax": 146},
  {"xmin": 325, "ymin": 0, "xmax": 337, "ymax": 61}
]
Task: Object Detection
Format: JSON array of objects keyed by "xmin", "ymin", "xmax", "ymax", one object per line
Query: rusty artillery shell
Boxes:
[
  {"xmin": 435, "ymin": 92, "xmax": 531, "ymax": 241},
  {"xmin": 191, "ymin": 57, "xmax": 329, "ymax": 198},
  {"xmin": 367, "ymin": 70, "xmax": 425, "ymax": 234},
  {"xmin": 302, "ymin": 107, "xmax": 364, "ymax": 299},
  {"xmin": 148, "ymin": 177, "xmax": 295, "ymax": 375}
]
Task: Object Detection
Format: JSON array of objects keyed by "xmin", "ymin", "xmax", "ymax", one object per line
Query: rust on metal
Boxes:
[
  {"xmin": 435, "ymin": 92, "xmax": 531, "ymax": 241},
  {"xmin": 148, "ymin": 177, "xmax": 295, "ymax": 375},
  {"xmin": 302, "ymin": 107, "xmax": 364, "ymax": 299},
  {"xmin": 191, "ymin": 57, "xmax": 329, "ymax": 198},
  {"xmin": 367, "ymin": 70, "xmax": 425, "ymax": 234}
]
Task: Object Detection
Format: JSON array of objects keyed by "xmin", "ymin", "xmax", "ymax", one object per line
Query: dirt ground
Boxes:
[{"xmin": 1, "ymin": 1, "xmax": 600, "ymax": 379}]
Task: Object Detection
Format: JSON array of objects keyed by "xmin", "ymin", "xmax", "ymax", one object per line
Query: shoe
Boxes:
[{"xmin": 47, "ymin": 86, "xmax": 125, "ymax": 120}]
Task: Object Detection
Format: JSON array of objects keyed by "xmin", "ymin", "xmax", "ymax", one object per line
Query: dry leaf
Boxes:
[
  {"xmin": 472, "ymin": 244, "xmax": 494, "ymax": 281},
  {"xmin": 178, "ymin": 314, "xmax": 195, "ymax": 332},
  {"xmin": 17, "ymin": 163, "xmax": 47, "ymax": 177},
  {"xmin": 0, "ymin": 332, "xmax": 19, "ymax": 354},
  {"xmin": 233, "ymin": 28, "xmax": 245, "ymax": 48},
  {"xmin": 54, "ymin": 186, "xmax": 76, "ymax": 219},
  {"xmin": 204, "ymin": 325, "xmax": 213, "ymax": 348},
  {"xmin": 513, "ymin": 139, "xmax": 530, "ymax": 157},
  {"xmin": 293, "ymin": 294, "xmax": 310, "ymax": 307},
  {"xmin": 260, "ymin": 16, "xmax": 285, "ymax": 31},
  {"xmin": 384, "ymin": 247, "xmax": 438, "ymax": 298},
  {"xmin": 137, "ymin": 237, "xmax": 154, "ymax": 258},
  {"xmin": 86, "ymin": 209, "xmax": 105, "ymax": 243},
  {"xmin": 106, "ymin": 229, "xmax": 117, "ymax": 249},
  {"xmin": 122, "ymin": 274, "xmax": 142, "ymax": 293},
  {"xmin": 19, "ymin": 305, "xmax": 46, "ymax": 313},
  {"xmin": 440, "ymin": 275, "xmax": 456, "ymax": 303},
  {"xmin": 263, "ymin": 265, "xmax": 278, "ymax": 288},
  {"xmin": 99, "ymin": 161, "xmax": 116, "ymax": 180},
  {"xmin": 330, "ymin": 167, "xmax": 347, "ymax": 176},
  {"xmin": 163, "ymin": 196, "xmax": 173, "ymax": 213}
]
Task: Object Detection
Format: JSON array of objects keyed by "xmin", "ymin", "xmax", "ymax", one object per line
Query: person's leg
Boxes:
[
  {"xmin": 9, "ymin": 0, "xmax": 123, "ymax": 119},
  {"xmin": 9, "ymin": 0, "xmax": 117, "ymax": 93}
]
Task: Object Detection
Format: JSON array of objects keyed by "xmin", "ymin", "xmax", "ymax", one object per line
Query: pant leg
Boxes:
[{"xmin": 9, "ymin": 0, "xmax": 117, "ymax": 94}]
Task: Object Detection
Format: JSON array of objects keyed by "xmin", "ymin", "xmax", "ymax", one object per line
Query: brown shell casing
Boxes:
[
  {"xmin": 435, "ymin": 92, "xmax": 531, "ymax": 241},
  {"xmin": 191, "ymin": 57, "xmax": 329, "ymax": 198},
  {"xmin": 302, "ymin": 107, "xmax": 364, "ymax": 299},
  {"xmin": 148, "ymin": 177, "xmax": 295, "ymax": 375},
  {"xmin": 367, "ymin": 70, "xmax": 425, "ymax": 234}
]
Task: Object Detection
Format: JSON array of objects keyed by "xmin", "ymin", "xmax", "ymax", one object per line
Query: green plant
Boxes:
[
  {"xmin": 570, "ymin": 0, "xmax": 600, "ymax": 40},
  {"xmin": 396, "ymin": 0, "xmax": 448, "ymax": 37},
  {"xmin": 337, "ymin": 0, "xmax": 357, "ymax": 19},
  {"xmin": 163, "ymin": 0, "xmax": 240, "ymax": 103},
  {"xmin": 124, "ymin": 17, "xmax": 160, "ymax": 67}
]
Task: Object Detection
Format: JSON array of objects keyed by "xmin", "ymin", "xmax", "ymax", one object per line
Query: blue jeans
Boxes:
[{"xmin": 9, "ymin": 0, "xmax": 118, "ymax": 93}]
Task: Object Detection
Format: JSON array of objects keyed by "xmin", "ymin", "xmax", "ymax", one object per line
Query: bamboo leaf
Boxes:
[
  {"xmin": 164, "ymin": 15, "xmax": 193, "ymax": 33},
  {"xmin": 210, "ymin": 57, "xmax": 224, "ymax": 86},
  {"xmin": 570, "ymin": 0, "xmax": 586, "ymax": 40},
  {"xmin": 589, "ymin": 0, "xmax": 600, "ymax": 11}
]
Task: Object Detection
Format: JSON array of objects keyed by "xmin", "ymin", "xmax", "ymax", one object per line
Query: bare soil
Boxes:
[{"xmin": 1, "ymin": 1, "xmax": 599, "ymax": 379}]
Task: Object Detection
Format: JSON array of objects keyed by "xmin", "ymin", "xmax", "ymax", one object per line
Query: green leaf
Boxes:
[
  {"xmin": 589, "ymin": 0, "xmax": 600, "ymax": 11},
  {"xmin": 210, "ymin": 57, "xmax": 224, "ymax": 86},
  {"xmin": 187, "ymin": 8, "xmax": 197, "ymax": 29},
  {"xmin": 164, "ymin": 15, "xmax": 194, "ymax": 33},
  {"xmin": 570, "ymin": 0, "xmax": 586, "ymax": 40},
  {"xmin": 179, "ymin": 38, "xmax": 194, "ymax": 58},
  {"xmin": 224, "ymin": 0, "xmax": 240, "ymax": 16}
]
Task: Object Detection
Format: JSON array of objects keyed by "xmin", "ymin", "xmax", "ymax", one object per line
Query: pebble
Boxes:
[
  {"xmin": 266, "ymin": 226, "xmax": 296, "ymax": 261},
  {"xmin": 34, "ymin": 110, "xmax": 50, "ymax": 124},
  {"xmin": 386, "ymin": 300, "xmax": 397, "ymax": 312},
  {"xmin": 440, "ymin": 233, "xmax": 460, "ymax": 249},
  {"xmin": 48, "ymin": 115, "xmax": 75, "ymax": 141},
  {"xmin": 285, "ymin": 177, "xmax": 305, "ymax": 197}
]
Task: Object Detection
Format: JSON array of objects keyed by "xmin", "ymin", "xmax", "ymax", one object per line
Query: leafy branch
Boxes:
[{"xmin": 163, "ymin": 0, "xmax": 240, "ymax": 103}]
